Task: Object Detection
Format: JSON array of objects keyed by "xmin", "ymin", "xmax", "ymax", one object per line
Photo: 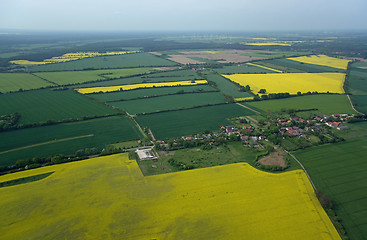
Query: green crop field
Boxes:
[
  {"xmin": 0, "ymin": 116, "xmax": 142, "ymax": 166},
  {"xmin": 256, "ymin": 58, "xmax": 345, "ymax": 73},
  {"xmin": 90, "ymin": 85, "xmax": 216, "ymax": 102},
  {"xmin": 109, "ymin": 92, "xmax": 227, "ymax": 115},
  {"xmin": 205, "ymin": 73, "xmax": 253, "ymax": 98},
  {"xmin": 293, "ymin": 129, "xmax": 367, "ymax": 240},
  {"xmin": 136, "ymin": 103, "xmax": 256, "ymax": 139},
  {"xmin": 239, "ymin": 50, "xmax": 310, "ymax": 58},
  {"xmin": 0, "ymin": 73, "xmax": 55, "ymax": 93},
  {"xmin": 214, "ymin": 64, "xmax": 276, "ymax": 74},
  {"xmin": 347, "ymin": 66, "xmax": 367, "ymax": 114},
  {"xmin": 73, "ymin": 69, "xmax": 200, "ymax": 89},
  {"xmin": 29, "ymin": 53, "xmax": 177, "ymax": 72},
  {"xmin": 247, "ymin": 94, "xmax": 356, "ymax": 115},
  {"xmin": 0, "ymin": 89, "xmax": 118, "ymax": 125},
  {"xmin": 34, "ymin": 68, "xmax": 156, "ymax": 85}
]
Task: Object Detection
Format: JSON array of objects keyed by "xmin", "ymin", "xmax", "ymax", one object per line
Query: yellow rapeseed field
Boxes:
[
  {"xmin": 243, "ymin": 42, "xmax": 292, "ymax": 46},
  {"xmin": 0, "ymin": 153, "xmax": 341, "ymax": 240},
  {"xmin": 287, "ymin": 55, "xmax": 351, "ymax": 70},
  {"xmin": 234, "ymin": 97, "xmax": 254, "ymax": 101},
  {"xmin": 223, "ymin": 73, "xmax": 345, "ymax": 95},
  {"xmin": 10, "ymin": 51, "xmax": 137, "ymax": 65},
  {"xmin": 76, "ymin": 80, "xmax": 208, "ymax": 94},
  {"xmin": 246, "ymin": 62, "xmax": 283, "ymax": 73}
]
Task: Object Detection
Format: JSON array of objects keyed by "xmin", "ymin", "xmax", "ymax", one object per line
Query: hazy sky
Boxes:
[{"xmin": 1, "ymin": 0, "xmax": 366, "ymax": 31}]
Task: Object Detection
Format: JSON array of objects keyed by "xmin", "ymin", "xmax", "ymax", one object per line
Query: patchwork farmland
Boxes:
[{"xmin": 1, "ymin": 32, "xmax": 366, "ymax": 240}]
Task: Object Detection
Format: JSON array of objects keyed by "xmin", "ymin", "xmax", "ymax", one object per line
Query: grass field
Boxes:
[
  {"xmin": 0, "ymin": 116, "xmax": 141, "ymax": 166},
  {"xmin": 29, "ymin": 53, "xmax": 177, "ymax": 72},
  {"xmin": 256, "ymin": 59, "xmax": 345, "ymax": 73},
  {"xmin": 293, "ymin": 132, "xmax": 367, "ymax": 240},
  {"xmin": 223, "ymin": 73, "xmax": 346, "ymax": 95},
  {"xmin": 0, "ymin": 89, "xmax": 118, "ymax": 124},
  {"xmin": 205, "ymin": 73, "xmax": 253, "ymax": 98},
  {"xmin": 90, "ymin": 84, "xmax": 216, "ymax": 102},
  {"xmin": 214, "ymin": 64, "xmax": 276, "ymax": 74},
  {"xmin": 73, "ymin": 69, "xmax": 200, "ymax": 89},
  {"xmin": 76, "ymin": 80, "xmax": 208, "ymax": 94},
  {"xmin": 136, "ymin": 103, "xmax": 256, "ymax": 139},
  {"xmin": 109, "ymin": 92, "xmax": 227, "ymax": 115},
  {"xmin": 138, "ymin": 141, "xmax": 301, "ymax": 176},
  {"xmin": 34, "ymin": 68, "xmax": 156, "ymax": 85},
  {"xmin": 246, "ymin": 94, "xmax": 357, "ymax": 115},
  {"xmin": 288, "ymin": 55, "xmax": 351, "ymax": 70},
  {"xmin": 0, "ymin": 73, "xmax": 55, "ymax": 93},
  {"xmin": 347, "ymin": 65, "xmax": 367, "ymax": 114},
  {"xmin": 0, "ymin": 153, "xmax": 340, "ymax": 240}
]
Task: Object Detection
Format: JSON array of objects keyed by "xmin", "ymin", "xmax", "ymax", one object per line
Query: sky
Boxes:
[{"xmin": 1, "ymin": 0, "xmax": 366, "ymax": 32}]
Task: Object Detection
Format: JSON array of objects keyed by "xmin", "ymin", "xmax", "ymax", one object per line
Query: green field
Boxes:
[
  {"xmin": 73, "ymin": 69, "xmax": 200, "ymax": 89},
  {"xmin": 109, "ymin": 92, "xmax": 227, "ymax": 115},
  {"xmin": 90, "ymin": 84, "xmax": 216, "ymax": 102},
  {"xmin": 136, "ymin": 103, "xmax": 256, "ymax": 139},
  {"xmin": 294, "ymin": 125, "xmax": 367, "ymax": 240},
  {"xmin": 247, "ymin": 94, "xmax": 356, "ymax": 115},
  {"xmin": 205, "ymin": 73, "xmax": 253, "ymax": 98},
  {"xmin": 138, "ymin": 142, "xmax": 264, "ymax": 175},
  {"xmin": 0, "ymin": 116, "xmax": 142, "ymax": 166},
  {"xmin": 214, "ymin": 64, "xmax": 276, "ymax": 74},
  {"xmin": 34, "ymin": 68, "xmax": 156, "ymax": 85},
  {"xmin": 0, "ymin": 73, "xmax": 55, "ymax": 93},
  {"xmin": 347, "ymin": 65, "xmax": 367, "ymax": 114},
  {"xmin": 0, "ymin": 89, "xmax": 118, "ymax": 124},
  {"xmin": 29, "ymin": 53, "xmax": 177, "ymax": 72},
  {"xmin": 239, "ymin": 50, "xmax": 310, "ymax": 58}
]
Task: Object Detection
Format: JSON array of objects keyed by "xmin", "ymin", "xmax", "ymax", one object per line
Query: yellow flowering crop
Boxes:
[
  {"xmin": 0, "ymin": 153, "xmax": 340, "ymax": 239},
  {"xmin": 76, "ymin": 80, "xmax": 208, "ymax": 94},
  {"xmin": 235, "ymin": 97, "xmax": 254, "ymax": 101},
  {"xmin": 202, "ymin": 50, "xmax": 222, "ymax": 54},
  {"xmin": 242, "ymin": 42, "xmax": 291, "ymax": 46},
  {"xmin": 10, "ymin": 51, "xmax": 138, "ymax": 65},
  {"xmin": 247, "ymin": 62, "xmax": 283, "ymax": 73},
  {"xmin": 287, "ymin": 55, "xmax": 351, "ymax": 70},
  {"xmin": 223, "ymin": 73, "xmax": 345, "ymax": 95}
]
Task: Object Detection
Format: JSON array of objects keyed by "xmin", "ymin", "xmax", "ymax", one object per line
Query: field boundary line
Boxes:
[
  {"xmin": 285, "ymin": 150, "xmax": 316, "ymax": 191},
  {"xmin": 30, "ymin": 73, "xmax": 59, "ymax": 86},
  {"xmin": 0, "ymin": 134, "xmax": 94, "ymax": 155},
  {"xmin": 347, "ymin": 94, "xmax": 364, "ymax": 115},
  {"xmin": 235, "ymin": 102, "xmax": 261, "ymax": 114}
]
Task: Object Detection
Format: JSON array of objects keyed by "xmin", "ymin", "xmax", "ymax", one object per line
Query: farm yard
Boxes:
[{"xmin": 0, "ymin": 153, "xmax": 341, "ymax": 240}]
